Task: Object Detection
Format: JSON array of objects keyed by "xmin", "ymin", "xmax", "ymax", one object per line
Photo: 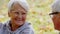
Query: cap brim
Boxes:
[{"xmin": 49, "ymin": 12, "xmax": 59, "ymax": 15}]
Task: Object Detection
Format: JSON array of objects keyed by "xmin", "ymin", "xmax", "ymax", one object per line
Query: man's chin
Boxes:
[{"xmin": 55, "ymin": 27, "xmax": 60, "ymax": 31}]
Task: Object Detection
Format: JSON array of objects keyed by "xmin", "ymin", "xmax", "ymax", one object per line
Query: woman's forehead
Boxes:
[
  {"xmin": 12, "ymin": 3, "xmax": 23, "ymax": 9},
  {"xmin": 10, "ymin": 3, "xmax": 26, "ymax": 11}
]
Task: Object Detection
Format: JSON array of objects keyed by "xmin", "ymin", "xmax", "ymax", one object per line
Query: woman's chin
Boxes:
[{"xmin": 15, "ymin": 21, "xmax": 24, "ymax": 26}]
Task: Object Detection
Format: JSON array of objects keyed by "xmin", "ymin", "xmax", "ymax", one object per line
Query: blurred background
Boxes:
[{"xmin": 0, "ymin": 0, "xmax": 59, "ymax": 34}]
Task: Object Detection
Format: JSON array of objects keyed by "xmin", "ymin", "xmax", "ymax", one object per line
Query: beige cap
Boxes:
[{"xmin": 49, "ymin": 0, "xmax": 60, "ymax": 15}]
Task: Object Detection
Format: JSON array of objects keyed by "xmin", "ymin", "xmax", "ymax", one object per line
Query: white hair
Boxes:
[
  {"xmin": 51, "ymin": 0, "xmax": 60, "ymax": 12},
  {"xmin": 8, "ymin": 0, "xmax": 30, "ymax": 11}
]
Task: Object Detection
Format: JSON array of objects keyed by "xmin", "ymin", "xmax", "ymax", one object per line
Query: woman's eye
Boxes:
[
  {"xmin": 22, "ymin": 13, "xmax": 26, "ymax": 15},
  {"xmin": 15, "ymin": 12, "xmax": 19, "ymax": 14}
]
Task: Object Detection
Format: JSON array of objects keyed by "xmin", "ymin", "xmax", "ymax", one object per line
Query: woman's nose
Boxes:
[{"xmin": 18, "ymin": 13, "xmax": 22, "ymax": 18}]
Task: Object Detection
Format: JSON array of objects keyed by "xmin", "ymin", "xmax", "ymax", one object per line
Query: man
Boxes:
[
  {"xmin": 0, "ymin": 0, "xmax": 34, "ymax": 34},
  {"xmin": 49, "ymin": 0, "xmax": 60, "ymax": 34}
]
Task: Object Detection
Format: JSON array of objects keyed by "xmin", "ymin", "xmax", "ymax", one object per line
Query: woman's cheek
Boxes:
[{"xmin": 22, "ymin": 15, "xmax": 26, "ymax": 21}]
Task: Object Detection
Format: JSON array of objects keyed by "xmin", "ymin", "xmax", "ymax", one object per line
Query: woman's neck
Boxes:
[
  {"xmin": 10, "ymin": 21, "xmax": 20, "ymax": 31},
  {"xmin": 10, "ymin": 20, "xmax": 24, "ymax": 31},
  {"xmin": 10, "ymin": 23, "xmax": 18, "ymax": 31}
]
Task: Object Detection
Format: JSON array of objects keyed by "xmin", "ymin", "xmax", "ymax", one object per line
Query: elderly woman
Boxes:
[
  {"xmin": 49, "ymin": 0, "xmax": 60, "ymax": 33},
  {"xmin": 0, "ymin": 0, "xmax": 34, "ymax": 34}
]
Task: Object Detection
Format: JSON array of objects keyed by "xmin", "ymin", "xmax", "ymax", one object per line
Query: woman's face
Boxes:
[
  {"xmin": 8, "ymin": 3, "xmax": 27, "ymax": 26},
  {"xmin": 52, "ymin": 13, "xmax": 60, "ymax": 30}
]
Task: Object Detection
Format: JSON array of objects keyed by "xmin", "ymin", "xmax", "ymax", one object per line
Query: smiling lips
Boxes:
[{"xmin": 15, "ymin": 18, "xmax": 22, "ymax": 22}]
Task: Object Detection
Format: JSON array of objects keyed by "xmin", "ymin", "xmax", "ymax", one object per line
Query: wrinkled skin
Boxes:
[{"xmin": 8, "ymin": 3, "xmax": 27, "ymax": 31}]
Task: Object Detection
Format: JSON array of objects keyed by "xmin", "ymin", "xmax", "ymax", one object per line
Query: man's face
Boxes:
[
  {"xmin": 8, "ymin": 3, "xmax": 27, "ymax": 26},
  {"xmin": 52, "ymin": 13, "xmax": 60, "ymax": 30}
]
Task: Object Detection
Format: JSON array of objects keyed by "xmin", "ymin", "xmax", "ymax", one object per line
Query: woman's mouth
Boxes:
[{"xmin": 15, "ymin": 18, "xmax": 22, "ymax": 22}]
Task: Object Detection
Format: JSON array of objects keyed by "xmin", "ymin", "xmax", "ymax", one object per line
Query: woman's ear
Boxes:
[{"xmin": 8, "ymin": 11, "xmax": 10, "ymax": 17}]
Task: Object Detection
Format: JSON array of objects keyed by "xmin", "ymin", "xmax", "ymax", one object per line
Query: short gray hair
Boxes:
[
  {"xmin": 51, "ymin": 0, "xmax": 60, "ymax": 12},
  {"xmin": 8, "ymin": 0, "xmax": 30, "ymax": 11}
]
